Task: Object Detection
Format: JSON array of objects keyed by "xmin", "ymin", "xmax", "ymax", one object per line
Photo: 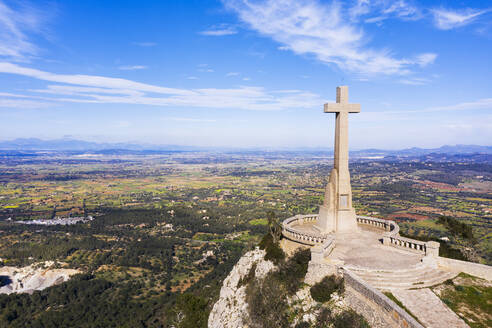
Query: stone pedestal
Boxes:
[
  {"xmin": 382, "ymin": 232, "xmax": 391, "ymax": 245},
  {"xmin": 425, "ymin": 241, "xmax": 440, "ymax": 257}
]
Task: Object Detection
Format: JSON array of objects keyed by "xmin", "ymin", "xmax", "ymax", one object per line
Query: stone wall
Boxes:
[
  {"xmin": 304, "ymin": 261, "xmax": 337, "ymax": 285},
  {"xmin": 437, "ymin": 256, "xmax": 492, "ymax": 280},
  {"xmin": 343, "ymin": 270, "xmax": 424, "ymax": 328}
]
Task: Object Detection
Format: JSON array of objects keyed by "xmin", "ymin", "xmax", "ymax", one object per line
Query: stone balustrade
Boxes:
[
  {"xmin": 356, "ymin": 215, "xmax": 438, "ymax": 257},
  {"xmin": 384, "ymin": 234, "xmax": 431, "ymax": 254},
  {"xmin": 282, "ymin": 214, "xmax": 328, "ymax": 246},
  {"xmin": 356, "ymin": 215, "xmax": 397, "ymax": 233},
  {"xmin": 283, "ymin": 214, "xmax": 439, "ymax": 257}
]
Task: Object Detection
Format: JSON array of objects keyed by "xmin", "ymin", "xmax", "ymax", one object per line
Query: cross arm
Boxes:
[{"xmin": 324, "ymin": 103, "xmax": 361, "ymax": 113}]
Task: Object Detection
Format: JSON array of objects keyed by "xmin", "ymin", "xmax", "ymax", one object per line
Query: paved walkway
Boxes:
[
  {"xmin": 330, "ymin": 227, "xmax": 423, "ymax": 270},
  {"xmin": 392, "ymin": 288, "xmax": 469, "ymax": 328},
  {"xmin": 291, "ymin": 223, "xmax": 424, "ymax": 270}
]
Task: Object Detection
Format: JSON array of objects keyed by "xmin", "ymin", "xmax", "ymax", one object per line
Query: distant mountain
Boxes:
[
  {"xmin": 350, "ymin": 145, "xmax": 492, "ymax": 157},
  {"xmin": 0, "ymin": 138, "xmax": 201, "ymax": 152},
  {"xmin": 0, "ymin": 138, "xmax": 491, "ymax": 155}
]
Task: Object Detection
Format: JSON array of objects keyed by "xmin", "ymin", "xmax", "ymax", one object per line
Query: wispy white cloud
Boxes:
[
  {"xmin": 398, "ymin": 77, "xmax": 431, "ymax": 85},
  {"xmin": 381, "ymin": 1, "xmax": 420, "ymax": 20},
  {"xmin": 118, "ymin": 65, "xmax": 148, "ymax": 70},
  {"xmin": 199, "ymin": 24, "xmax": 237, "ymax": 36},
  {"xmin": 379, "ymin": 98, "xmax": 492, "ymax": 115},
  {"xmin": 0, "ymin": 91, "xmax": 56, "ymax": 108},
  {"xmin": 431, "ymin": 8, "xmax": 489, "ymax": 30},
  {"xmin": 0, "ymin": 62, "xmax": 191, "ymax": 95},
  {"xmin": 415, "ymin": 53, "xmax": 437, "ymax": 67},
  {"xmin": 0, "ymin": 97, "xmax": 52, "ymax": 109},
  {"xmin": 0, "ymin": 1, "xmax": 50, "ymax": 60},
  {"xmin": 197, "ymin": 64, "xmax": 214, "ymax": 72},
  {"xmin": 428, "ymin": 98, "xmax": 492, "ymax": 112},
  {"xmin": 223, "ymin": 0, "xmax": 435, "ymax": 76},
  {"xmin": 226, "ymin": 72, "xmax": 240, "ymax": 77},
  {"xmin": 0, "ymin": 62, "xmax": 322, "ymax": 111},
  {"xmin": 351, "ymin": 0, "xmax": 421, "ymax": 23},
  {"xmin": 186, "ymin": 76, "xmax": 199, "ymax": 80}
]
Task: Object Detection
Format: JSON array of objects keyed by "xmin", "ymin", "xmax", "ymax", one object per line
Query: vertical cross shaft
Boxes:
[
  {"xmin": 317, "ymin": 86, "xmax": 360, "ymax": 233},
  {"xmin": 325, "ymin": 86, "xmax": 360, "ymax": 184}
]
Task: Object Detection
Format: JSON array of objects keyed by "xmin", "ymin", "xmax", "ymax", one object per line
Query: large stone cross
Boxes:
[
  {"xmin": 316, "ymin": 86, "xmax": 360, "ymax": 233},
  {"xmin": 324, "ymin": 86, "xmax": 360, "ymax": 175}
]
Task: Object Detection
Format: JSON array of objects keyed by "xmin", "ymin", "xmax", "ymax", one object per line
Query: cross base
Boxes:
[{"xmin": 315, "ymin": 168, "xmax": 359, "ymax": 234}]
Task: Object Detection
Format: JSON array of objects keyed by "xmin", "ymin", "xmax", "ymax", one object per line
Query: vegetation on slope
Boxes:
[
  {"xmin": 310, "ymin": 275, "xmax": 344, "ymax": 303},
  {"xmin": 0, "ymin": 207, "xmax": 256, "ymax": 327},
  {"xmin": 433, "ymin": 273, "xmax": 492, "ymax": 328},
  {"xmin": 245, "ymin": 247, "xmax": 311, "ymax": 327}
]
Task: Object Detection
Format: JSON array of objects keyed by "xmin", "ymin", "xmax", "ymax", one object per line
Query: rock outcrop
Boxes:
[
  {"xmin": 208, "ymin": 248, "xmax": 275, "ymax": 328},
  {"xmin": 0, "ymin": 261, "xmax": 80, "ymax": 294}
]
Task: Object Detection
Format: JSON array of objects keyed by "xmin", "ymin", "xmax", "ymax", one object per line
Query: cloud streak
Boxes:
[
  {"xmin": 377, "ymin": 98, "xmax": 492, "ymax": 115},
  {"xmin": 0, "ymin": 1, "xmax": 49, "ymax": 60},
  {"xmin": 350, "ymin": 0, "xmax": 422, "ymax": 23},
  {"xmin": 118, "ymin": 65, "xmax": 148, "ymax": 70},
  {"xmin": 432, "ymin": 8, "xmax": 489, "ymax": 30},
  {"xmin": 199, "ymin": 24, "xmax": 237, "ymax": 36},
  {"xmin": 223, "ymin": 0, "xmax": 436, "ymax": 75},
  {"xmin": 0, "ymin": 62, "xmax": 322, "ymax": 110}
]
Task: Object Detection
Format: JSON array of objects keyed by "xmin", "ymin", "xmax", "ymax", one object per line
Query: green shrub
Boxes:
[
  {"xmin": 174, "ymin": 293, "xmax": 209, "ymax": 328},
  {"xmin": 294, "ymin": 321, "xmax": 311, "ymax": 328},
  {"xmin": 245, "ymin": 246, "xmax": 310, "ymax": 326},
  {"xmin": 245, "ymin": 274, "xmax": 289, "ymax": 328},
  {"xmin": 333, "ymin": 310, "xmax": 370, "ymax": 328},
  {"xmin": 259, "ymin": 233, "xmax": 285, "ymax": 265},
  {"xmin": 454, "ymin": 285, "xmax": 464, "ymax": 292},
  {"xmin": 437, "ymin": 216, "xmax": 475, "ymax": 241},
  {"xmin": 276, "ymin": 248, "xmax": 311, "ymax": 295},
  {"xmin": 315, "ymin": 307, "xmax": 332, "ymax": 327},
  {"xmin": 444, "ymin": 278, "xmax": 454, "ymax": 285},
  {"xmin": 310, "ymin": 275, "xmax": 344, "ymax": 303}
]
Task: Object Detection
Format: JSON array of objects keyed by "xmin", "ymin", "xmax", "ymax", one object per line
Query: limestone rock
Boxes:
[
  {"xmin": 208, "ymin": 248, "xmax": 275, "ymax": 328},
  {"xmin": 0, "ymin": 261, "xmax": 80, "ymax": 294}
]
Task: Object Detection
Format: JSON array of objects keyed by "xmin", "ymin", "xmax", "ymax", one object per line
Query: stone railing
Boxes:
[
  {"xmin": 343, "ymin": 269, "xmax": 424, "ymax": 328},
  {"xmin": 356, "ymin": 215, "xmax": 398, "ymax": 233},
  {"xmin": 356, "ymin": 215, "xmax": 439, "ymax": 257},
  {"xmin": 282, "ymin": 214, "xmax": 327, "ymax": 245},
  {"xmin": 311, "ymin": 235, "xmax": 335, "ymax": 263},
  {"xmin": 383, "ymin": 234, "xmax": 439, "ymax": 257},
  {"xmin": 284, "ymin": 214, "xmax": 440, "ymax": 257}
]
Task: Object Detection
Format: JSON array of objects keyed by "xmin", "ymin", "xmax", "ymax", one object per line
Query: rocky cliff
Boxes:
[
  {"xmin": 208, "ymin": 247, "xmax": 368, "ymax": 328},
  {"xmin": 208, "ymin": 248, "xmax": 275, "ymax": 328}
]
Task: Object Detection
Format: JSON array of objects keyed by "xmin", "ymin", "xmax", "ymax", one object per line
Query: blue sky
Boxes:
[{"xmin": 0, "ymin": 0, "xmax": 491, "ymax": 149}]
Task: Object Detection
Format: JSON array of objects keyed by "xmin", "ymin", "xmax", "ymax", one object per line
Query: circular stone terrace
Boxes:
[{"xmin": 282, "ymin": 215, "xmax": 439, "ymax": 271}]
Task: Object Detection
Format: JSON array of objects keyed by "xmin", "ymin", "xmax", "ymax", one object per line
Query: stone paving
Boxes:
[
  {"xmin": 330, "ymin": 227, "xmax": 423, "ymax": 270},
  {"xmin": 392, "ymin": 288, "xmax": 469, "ymax": 328},
  {"xmin": 291, "ymin": 223, "xmax": 424, "ymax": 270}
]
